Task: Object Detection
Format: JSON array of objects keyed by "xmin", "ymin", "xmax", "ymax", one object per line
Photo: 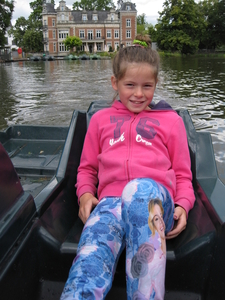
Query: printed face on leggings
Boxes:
[{"xmin": 152, "ymin": 204, "xmax": 165, "ymax": 239}]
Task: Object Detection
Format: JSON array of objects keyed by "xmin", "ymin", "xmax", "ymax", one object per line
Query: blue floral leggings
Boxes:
[{"xmin": 61, "ymin": 178, "xmax": 174, "ymax": 300}]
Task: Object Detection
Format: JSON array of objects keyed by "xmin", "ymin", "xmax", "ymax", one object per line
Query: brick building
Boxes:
[{"xmin": 42, "ymin": 0, "xmax": 137, "ymax": 55}]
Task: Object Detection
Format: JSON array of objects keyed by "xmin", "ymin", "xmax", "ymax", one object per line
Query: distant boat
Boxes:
[{"xmin": 90, "ymin": 54, "xmax": 101, "ymax": 60}]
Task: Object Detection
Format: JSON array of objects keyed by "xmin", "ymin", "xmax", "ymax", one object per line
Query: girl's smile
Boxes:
[{"xmin": 111, "ymin": 62, "xmax": 157, "ymax": 113}]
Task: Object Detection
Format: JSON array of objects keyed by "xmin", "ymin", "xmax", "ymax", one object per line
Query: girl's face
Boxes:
[
  {"xmin": 152, "ymin": 204, "xmax": 165, "ymax": 239},
  {"xmin": 111, "ymin": 62, "xmax": 157, "ymax": 113}
]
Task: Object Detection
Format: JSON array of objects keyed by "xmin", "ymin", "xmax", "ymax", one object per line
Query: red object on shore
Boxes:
[{"xmin": 17, "ymin": 48, "xmax": 22, "ymax": 54}]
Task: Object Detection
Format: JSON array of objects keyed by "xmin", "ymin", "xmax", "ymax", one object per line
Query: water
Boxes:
[{"xmin": 0, "ymin": 57, "xmax": 225, "ymax": 181}]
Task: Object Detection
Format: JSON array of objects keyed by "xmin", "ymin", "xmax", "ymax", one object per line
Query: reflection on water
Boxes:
[{"xmin": 0, "ymin": 57, "xmax": 225, "ymax": 181}]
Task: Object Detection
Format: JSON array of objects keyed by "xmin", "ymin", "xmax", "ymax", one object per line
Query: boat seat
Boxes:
[
  {"xmin": 36, "ymin": 102, "xmax": 216, "ymax": 296},
  {"xmin": 0, "ymin": 143, "xmax": 36, "ymax": 264}
]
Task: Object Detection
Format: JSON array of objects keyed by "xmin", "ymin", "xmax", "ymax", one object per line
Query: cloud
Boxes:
[{"xmin": 11, "ymin": 0, "xmax": 164, "ymax": 26}]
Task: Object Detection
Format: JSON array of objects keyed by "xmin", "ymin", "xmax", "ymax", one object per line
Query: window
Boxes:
[
  {"xmin": 126, "ymin": 19, "xmax": 131, "ymax": 27},
  {"xmin": 44, "ymin": 19, "xmax": 47, "ymax": 25},
  {"xmin": 126, "ymin": 30, "xmax": 131, "ymax": 38},
  {"xmin": 97, "ymin": 43, "xmax": 101, "ymax": 51},
  {"xmin": 126, "ymin": 42, "xmax": 131, "ymax": 46},
  {"xmin": 45, "ymin": 31, "xmax": 48, "ymax": 38},
  {"xmin": 88, "ymin": 30, "xmax": 93, "ymax": 40},
  {"xmin": 79, "ymin": 30, "xmax": 85, "ymax": 38},
  {"xmin": 126, "ymin": 5, "xmax": 130, "ymax": 10},
  {"xmin": 52, "ymin": 19, "xmax": 55, "ymax": 26},
  {"xmin": 82, "ymin": 14, "xmax": 87, "ymax": 21},
  {"xmin": 111, "ymin": 14, "xmax": 114, "ymax": 21},
  {"xmin": 61, "ymin": 14, "xmax": 64, "ymax": 21},
  {"xmin": 96, "ymin": 30, "xmax": 101, "ymax": 38},
  {"xmin": 59, "ymin": 30, "xmax": 68, "ymax": 39},
  {"xmin": 114, "ymin": 30, "xmax": 119, "ymax": 38},
  {"xmin": 93, "ymin": 14, "xmax": 98, "ymax": 21},
  {"xmin": 61, "ymin": 6, "xmax": 64, "ymax": 11},
  {"xmin": 53, "ymin": 30, "xmax": 56, "ymax": 39},
  {"xmin": 107, "ymin": 30, "xmax": 111, "ymax": 38},
  {"xmin": 53, "ymin": 43, "xmax": 56, "ymax": 52},
  {"xmin": 80, "ymin": 44, "xmax": 85, "ymax": 51},
  {"xmin": 59, "ymin": 42, "xmax": 65, "ymax": 51}
]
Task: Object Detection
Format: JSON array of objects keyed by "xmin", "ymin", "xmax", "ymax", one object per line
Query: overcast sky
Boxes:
[{"xmin": 12, "ymin": 0, "xmax": 165, "ymax": 26}]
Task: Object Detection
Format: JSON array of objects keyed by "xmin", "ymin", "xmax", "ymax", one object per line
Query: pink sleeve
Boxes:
[
  {"xmin": 75, "ymin": 115, "xmax": 100, "ymax": 202},
  {"xmin": 167, "ymin": 117, "xmax": 195, "ymax": 216}
]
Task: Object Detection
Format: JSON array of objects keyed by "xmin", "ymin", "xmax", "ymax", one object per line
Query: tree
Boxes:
[
  {"xmin": 137, "ymin": 13, "xmax": 148, "ymax": 35},
  {"xmin": 8, "ymin": 17, "xmax": 28, "ymax": 48},
  {"xmin": 72, "ymin": 0, "xmax": 114, "ymax": 10},
  {"xmin": 0, "ymin": 0, "xmax": 14, "ymax": 47},
  {"xmin": 63, "ymin": 36, "xmax": 82, "ymax": 52},
  {"xmin": 198, "ymin": 0, "xmax": 219, "ymax": 49},
  {"xmin": 9, "ymin": 0, "xmax": 44, "ymax": 52},
  {"xmin": 156, "ymin": 0, "xmax": 205, "ymax": 54}
]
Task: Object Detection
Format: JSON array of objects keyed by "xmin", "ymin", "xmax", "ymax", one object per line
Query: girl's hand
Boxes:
[
  {"xmin": 166, "ymin": 206, "xmax": 187, "ymax": 239},
  {"xmin": 78, "ymin": 193, "xmax": 99, "ymax": 224}
]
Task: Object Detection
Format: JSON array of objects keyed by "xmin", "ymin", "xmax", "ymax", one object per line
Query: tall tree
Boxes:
[
  {"xmin": 156, "ymin": 0, "xmax": 205, "ymax": 54},
  {"xmin": 0, "ymin": 0, "xmax": 14, "ymax": 47},
  {"xmin": 8, "ymin": 17, "xmax": 28, "ymax": 47},
  {"xmin": 9, "ymin": 0, "xmax": 43, "ymax": 52},
  {"xmin": 72, "ymin": 0, "xmax": 114, "ymax": 10},
  {"xmin": 137, "ymin": 13, "xmax": 148, "ymax": 34}
]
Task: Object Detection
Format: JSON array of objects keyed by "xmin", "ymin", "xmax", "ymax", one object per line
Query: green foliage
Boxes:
[
  {"xmin": 9, "ymin": 0, "xmax": 43, "ymax": 52},
  {"xmin": 137, "ymin": 14, "xmax": 146, "ymax": 25},
  {"xmin": 0, "ymin": 0, "xmax": 14, "ymax": 47},
  {"xmin": 72, "ymin": 0, "xmax": 114, "ymax": 10},
  {"xmin": 63, "ymin": 36, "xmax": 82, "ymax": 52},
  {"xmin": 8, "ymin": 17, "xmax": 28, "ymax": 47},
  {"xmin": 156, "ymin": 0, "xmax": 205, "ymax": 54}
]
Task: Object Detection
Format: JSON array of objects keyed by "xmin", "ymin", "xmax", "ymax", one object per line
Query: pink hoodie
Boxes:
[{"xmin": 76, "ymin": 100, "xmax": 195, "ymax": 215}]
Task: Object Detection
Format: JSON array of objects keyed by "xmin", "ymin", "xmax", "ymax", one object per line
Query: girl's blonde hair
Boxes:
[
  {"xmin": 148, "ymin": 198, "xmax": 164, "ymax": 235},
  {"xmin": 112, "ymin": 34, "xmax": 160, "ymax": 100}
]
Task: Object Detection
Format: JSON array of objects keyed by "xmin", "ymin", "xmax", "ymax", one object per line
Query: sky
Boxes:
[{"xmin": 12, "ymin": 0, "xmax": 165, "ymax": 26}]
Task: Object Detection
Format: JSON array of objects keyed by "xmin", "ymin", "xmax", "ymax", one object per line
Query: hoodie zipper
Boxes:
[{"xmin": 126, "ymin": 115, "xmax": 136, "ymax": 181}]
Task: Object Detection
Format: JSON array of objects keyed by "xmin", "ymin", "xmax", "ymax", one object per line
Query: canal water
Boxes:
[{"xmin": 0, "ymin": 56, "xmax": 225, "ymax": 181}]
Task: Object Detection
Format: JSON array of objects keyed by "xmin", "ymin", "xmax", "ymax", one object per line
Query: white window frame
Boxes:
[
  {"xmin": 52, "ymin": 19, "xmax": 55, "ymax": 26},
  {"xmin": 93, "ymin": 14, "xmax": 98, "ymax": 21},
  {"xmin": 53, "ymin": 43, "xmax": 56, "ymax": 52},
  {"xmin": 59, "ymin": 42, "xmax": 65, "ymax": 52},
  {"xmin": 79, "ymin": 30, "xmax": 85, "ymax": 38},
  {"xmin": 53, "ymin": 30, "xmax": 56, "ymax": 39},
  {"xmin": 96, "ymin": 30, "xmax": 101, "ymax": 38},
  {"xmin": 59, "ymin": 30, "xmax": 68, "ymax": 39},
  {"xmin": 82, "ymin": 14, "xmax": 87, "ymax": 21},
  {"xmin": 88, "ymin": 30, "xmax": 93, "ymax": 40},
  {"xmin": 114, "ymin": 30, "xmax": 119, "ymax": 39},
  {"xmin": 126, "ymin": 19, "xmax": 131, "ymax": 27},
  {"xmin": 107, "ymin": 30, "xmax": 111, "ymax": 38},
  {"xmin": 126, "ymin": 30, "xmax": 131, "ymax": 38}
]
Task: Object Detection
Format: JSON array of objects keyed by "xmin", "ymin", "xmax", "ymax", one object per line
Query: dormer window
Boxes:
[
  {"xmin": 111, "ymin": 14, "xmax": 114, "ymax": 20},
  {"xmin": 82, "ymin": 14, "xmax": 87, "ymax": 21},
  {"xmin": 61, "ymin": 6, "xmax": 64, "ymax": 11},
  {"xmin": 126, "ymin": 5, "xmax": 131, "ymax": 10},
  {"xmin": 93, "ymin": 14, "xmax": 98, "ymax": 21}
]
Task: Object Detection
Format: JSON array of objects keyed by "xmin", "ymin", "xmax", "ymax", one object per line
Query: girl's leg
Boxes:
[
  {"xmin": 121, "ymin": 178, "xmax": 174, "ymax": 300},
  {"xmin": 60, "ymin": 197, "xmax": 125, "ymax": 300}
]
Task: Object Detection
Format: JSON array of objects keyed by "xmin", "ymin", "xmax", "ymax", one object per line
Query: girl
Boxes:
[{"xmin": 61, "ymin": 35, "xmax": 195, "ymax": 300}]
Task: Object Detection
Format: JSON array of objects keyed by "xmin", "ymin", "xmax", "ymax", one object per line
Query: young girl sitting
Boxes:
[{"xmin": 61, "ymin": 35, "xmax": 195, "ymax": 300}]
